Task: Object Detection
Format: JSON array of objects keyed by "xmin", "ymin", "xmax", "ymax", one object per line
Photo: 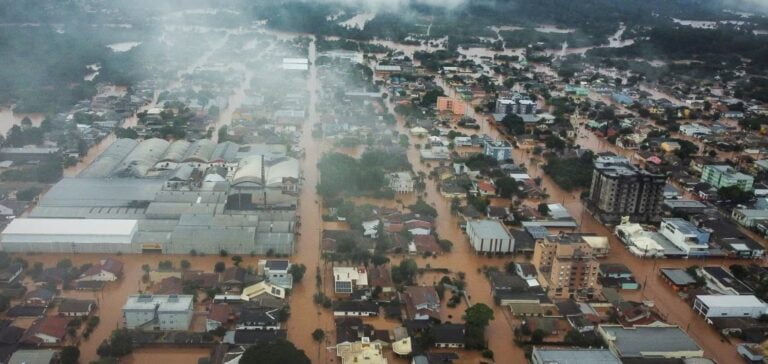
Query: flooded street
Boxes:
[
  {"xmin": 0, "ymin": 8, "xmax": 756, "ymax": 363},
  {"xmin": 284, "ymin": 36, "xmax": 336, "ymax": 363}
]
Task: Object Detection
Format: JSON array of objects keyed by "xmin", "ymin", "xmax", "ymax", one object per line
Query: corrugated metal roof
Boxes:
[
  {"xmin": 39, "ymin": 178, "xmax": 164, "ymax": 207},
  {"xmin": 3, "ymin": 218, "xmax": 137, "ymax": 237}
]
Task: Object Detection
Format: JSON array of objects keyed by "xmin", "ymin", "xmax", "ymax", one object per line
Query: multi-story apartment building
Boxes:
[
  {"xmin": 122, "ymin": 294, "xmax": 193, "ymax": 331},
  {"xmin": 495, "ymin": 94, "xmax": 537, "ymax": 115},
  {"xmin": 483, "ymin": 140, "xmax": 513, "ymax": 161},
  {"xmin": 436, "ymin": 96, "xmax": 467, "ymax": 115},
  {"xmin": 701, "ymin": 165, "xmax": 754, "ymax": 191},
  {"xmin": 587, "ymin": 156, "xmax": 666, "ymax": 225},
  {"xmin": 532, "ymin": 234, "xmax": 601, "ymax": 300}
]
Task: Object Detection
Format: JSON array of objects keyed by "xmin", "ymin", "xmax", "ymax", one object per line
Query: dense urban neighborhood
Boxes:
[{"xmin": 1, "ymin": 1, "xmax": 768, "ymax": 364}]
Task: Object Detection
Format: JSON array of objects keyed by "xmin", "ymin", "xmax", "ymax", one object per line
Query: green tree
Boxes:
[
  {"xmin": 537, "ymin": 203, "xmax": 550, "ymax": 216},
  {"xmin": 288, "ymin": 264, "xmax": 307, "ymax": 283},
  {"xmin": 494, "ymin": 177, "xmax": 519, "ymax": 198},
  {"xmin": 180, "ymin": 260, "xmax": 191, "ymax": 270},
  {"xmin": 16, "ymin": 187, "xmax": 41, "ymax": 201},
  {"xmin": 57, "ymin": 259, "xmax": 73, "ymax": 269},
  {"xmin": 214, "ymin": 262, "xmax": 226, "ymax": 273},
  {"xmin": 465, "ymin": 303, "xmax": 494, "ymax": 327},
  {"xmin": 718, "ymin": 185, "xmax": 753, "ymax": 204},
  {"xmin": 103, "ymin": 329, "xmax": 133, "ymax": 357},
  {"xmin": 371, "ymin": 254, "xmax": 390, "ymax": 267},
  {"xmin": 312, "ymin": 329, "xmax": 325, "ymax": 342},
  {"xmin": 409, "ymin": 199, "xmax": 437, "ymax": 217},
  {"xmin": 392, "ymin": 259, "xmax": 418, "ymax": 284},
  {"xmin": 239, "ymin": 339, "xmax": 310, "ymax": 364},
  {"xmin": 60, "ymin": 346, "xmax": 80, "ymax": 364},
  {"xmin": 231, "ymin": 255, "xmax": 243, "ymax": 266},
  {"xmin": 501, "ymin": 114, "xmax": 525, "ymax": 135},
  {"xmin": 115, "ymin": 127, "xmax": 139, "ymax": 139}
]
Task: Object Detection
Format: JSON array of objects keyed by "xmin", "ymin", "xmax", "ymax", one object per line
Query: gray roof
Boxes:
[
  {"xmin": 144, "ymin": 202, "xmax": 220, "ymax": 219},
  {"xmin": 600, "ymin": 325, "xmax": 701, "ymax": 357},
  {"xmin": 78, "ymin": 138, "xmax": 139, "ymax": 178},
  {"xmin": 39, "ymin": 178, "xmax": 164, "ymax": 207},
  {"xmin": 467, "ymin": 220, "xmax": 511, "ymax": 240},
  {"xmin": 8, "ymin": 349, "xmax": 58, "ymax": 364},
  {"xmin": 123, "ymin": 294, "xmax": 193, "ymax": 312},
  {"xmin": 663, "ymin": 199, "xmax": 707, "ymax": 209},
  {"xmin": 533, "ymin": 347, "xmax": 621, "ymax": 364},
  {"xmin": 28, "ymin": 206, "xmax": 146, "ymax": 219}
]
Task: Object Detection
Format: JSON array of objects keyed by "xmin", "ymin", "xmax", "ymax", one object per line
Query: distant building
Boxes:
[
  {"xmin": 122, "ymin": 294, "xmax": 193, "ymax": 331},
  {"xmin": 1, "ymin": 218, "xmax": 138, "ymax": 254},
  {"xmin": 587, "ymin": 156, "xmax": 666, "ymax": 225},
  {"xmin": 0, "ymin": 146, "xmax": 61, "ymax": 163},
  {"xmin": 659, "ymin": 218, "xmax": 710, "ymax": 256},
  {"xmin": 533, "ymin": 234, "xmax": 601, "ymax": 299},
  {"xmin": 436, "ymin": 97, "xmax": 467, "ymax": 115},
  {"xmin": 21, "ymin": 317, "xmax": 68, "ymax": 345},
  {"xmin": 495, "ymin": 94, "xmax": 537, "ymax": 115},
  {"xmin": 679, "ymin": 123, "xmax": 711, "ymax": 137},
  {"xmin": 611, "ymin": 92, "xmax": 634, "ymax": 105},
  {"xmin": 387, "ymin": 172, "xmax": 415, "ymax": 193},
  {"xmin": 8, "ymin": 349, "xmax": 58, "ymax": 364},
  {"xmin": 694, "ymin": 295, "xmax": 768, "ymax": 320},
  {"xmin": 258, "ymin": 260, "xmax": 293, "ymax": 290},
  {"xmin": 531, "ymin": 347, "xmax": 621, "ymax": 364},
  {"xmin": 206, "ymin": 303, "xmax": 230, "ymax": 332},
  {"xmin": 333, "ymin": 267, "xmax": 368, "ymax": 294},
  {"xmin": 332, "ymin": 301, "xmax": 379, "ymax": 317},
  {"xmin": 701, "ymin": 165, "xmax": 754, "ymax": 191},
  {"xmin": 433, "ymin": 323, "xmax": 465, "ymax": 348},
  {"xmin": 336, "ymin": 337, "xmax": 387, "ymax": 364},
  {"xmin": 77, "ymin": 258, "xmax": 124, "ymax": 282},
  {"xmin": 466, "ymin": 220, "xmax": 514, "ymax": 253},
  {"xmin": 732, "ymin": 208, "xmax": 768, "ymax": 228},
  {"xmin": 401, "ymin": 286, "xmax": 440, "ymax": 321},
  {"xmin": 58, "ymin": 299, "xmax": 95, "ymax": 317},
  {"xmin": 598, "ymin": 324, "xmax": 703, "ymax": 359},
  {"xmin": 483, "ymin": 140, "xmax": 513, "ymax": 161}
]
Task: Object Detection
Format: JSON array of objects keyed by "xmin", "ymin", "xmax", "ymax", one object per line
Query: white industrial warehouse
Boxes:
[
  {"xmin": 2, "ymin": 219, "xmax": 138, "ymax": 253},
  {"xmin": 0, "ymin": 139, "xmax": 300, "ymax": 255}
]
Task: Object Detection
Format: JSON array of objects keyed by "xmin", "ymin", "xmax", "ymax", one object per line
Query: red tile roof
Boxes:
[
  {"xmin": 208, "ymin": 303, "xmax": 231, "ymax": 324},
  {"xmin": 413, "ymin": 235, "xmax": 441, "ymax": 253},
  {"xmin": 22, "ymin": 316, "xmax": 68, "ymax": 344}
]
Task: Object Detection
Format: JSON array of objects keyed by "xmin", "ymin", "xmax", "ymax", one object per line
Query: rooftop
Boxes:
[
  {"xmin": 3, "ymin": 218, "xmax": 137, "ymax": 237},
  {"xmin": 696, "ymin": 295, "xmax": 767, "ymax": 308},
  {"xmin": 467, "ymin": 219, "xmax": 512, "ymax": 240},
  {"xmin": 123, "ymin": 294, "xmax": 193, "ymax": 312},
  {"xmin": 660, "ymin": 268, "xmax": 697, "ymax": 286},
  {"xmin": 532, "ymin": 347, "xmax": 621, "ymax": 364},
  {"xmin": 600, "ymin": 324, "xmax": 702, "ymax": 357}
]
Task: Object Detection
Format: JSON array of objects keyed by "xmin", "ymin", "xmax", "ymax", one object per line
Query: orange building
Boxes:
[
  {"xmin": 436, "ymin": 96, "xmax": 467, "ymax": 115},
  {"xmin": 532, "ymin": 233, "xmax": 601, "ymax": 300}
]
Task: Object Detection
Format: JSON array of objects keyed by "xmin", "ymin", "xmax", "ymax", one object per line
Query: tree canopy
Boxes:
[{"xmin": 239, "ymin": 339, "xmax": 310, "ymax": 364}]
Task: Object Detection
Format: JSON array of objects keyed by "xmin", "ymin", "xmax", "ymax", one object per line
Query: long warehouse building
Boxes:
[
  {"xmin": 1, "ymin": 218, "xmax": 138, "ymax": 253},
  {"xmin": 0, "ymin": 138, "xmax": 299, "ymax": 255}
]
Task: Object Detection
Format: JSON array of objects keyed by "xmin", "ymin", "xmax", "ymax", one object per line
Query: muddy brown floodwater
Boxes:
[
  {"xmin": 284, "ymin": 36, "xmax": 336, "ymax": 364},
  {"xmin": 3, "ymin": 254, "xmax": 270, "ymax": 363},
  {"xmin": 381, "ymin": 98, "xmax": 528, "ymax": 363}
]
